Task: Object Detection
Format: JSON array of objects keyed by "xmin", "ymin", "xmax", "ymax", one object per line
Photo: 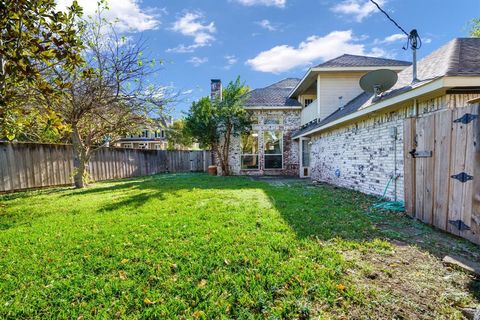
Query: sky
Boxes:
[{"xmin": 57, "ymin": 0, "xmax": 480, "ymax": 118}]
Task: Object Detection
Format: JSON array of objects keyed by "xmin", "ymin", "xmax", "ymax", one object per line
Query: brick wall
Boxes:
[
  {"xmin": 309, "ymin": 93, "xmax": 480, "ymax": 200},
  {"xmin": 310, "ymin": 110, "xmax": 407, "ymax": 200},
  {"xmin": 229, "ymin": 109, "xmax": 301, "ymax": 176}
]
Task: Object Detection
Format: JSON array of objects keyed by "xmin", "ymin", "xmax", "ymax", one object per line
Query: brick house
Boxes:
[{"xmin": 223, "ymin": 37, "xmax": 480, "ymax": 203}]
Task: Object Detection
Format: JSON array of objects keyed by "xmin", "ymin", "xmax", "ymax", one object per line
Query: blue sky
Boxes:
[{"xmin": 59, "ymin": 0, "xmax": 480, "ymax": 118}]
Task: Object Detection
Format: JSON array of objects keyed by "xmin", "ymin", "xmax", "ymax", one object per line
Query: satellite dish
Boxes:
[{"xmin": 360, "ymin": 69, "xmax": 398, "ymax": 97}]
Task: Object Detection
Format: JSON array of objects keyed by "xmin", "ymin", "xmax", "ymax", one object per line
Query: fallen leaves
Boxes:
[
  {"xmin": 198, "ymin": 279, "xmax": 207, "ymax": 288},
  {"xmin": 118, "ymin": 270, "xmax": 127, "ymax": 280}
]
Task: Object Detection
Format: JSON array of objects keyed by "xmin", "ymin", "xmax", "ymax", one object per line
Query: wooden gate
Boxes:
[{"xmin": 404, "ymin": 104, "xmax": 480, "ymax": 244}]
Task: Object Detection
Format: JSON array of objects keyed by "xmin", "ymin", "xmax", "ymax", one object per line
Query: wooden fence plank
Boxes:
[
  {"xmin": 423, "ymin": 115, "xmax": 435, "ymax": 225},
  {"xmin": 472, "ymin": 103, "xmax": 480, "ymax": 244},
  {"xmin": 415, "ymin": 117, "xmax": 426, "ymax": 221},
  {"xmin": 448, "ymin": 108, "xmax": 468, "ymax": 236},
  {"xmin": 404, "ymin": 118, "xmax": 416, "ymax": 217},
  {"xmin": 433, "ymin": 110, "xmax": 452, "ymax": 231},
  {"xmin": 0, "ymin": 145, "xmax": 7, "ymax": 192},
  {"xmin": 461, "ymin": 105, "xmax": 477, "ymax": 242}
]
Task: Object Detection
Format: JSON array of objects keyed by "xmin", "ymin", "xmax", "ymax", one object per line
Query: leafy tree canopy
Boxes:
[
  {"xmin": 0, "ymin": 0, "xmax": 84, "ymax": 140},
  {"xmin": 185, "ymin": 77, "xmax": 251, "ymax": 175}
]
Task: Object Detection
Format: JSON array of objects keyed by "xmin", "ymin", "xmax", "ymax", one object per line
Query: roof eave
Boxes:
[
  {"xmin": 295, "ymin": 76, "xmax": 479, "ymax": 138},
  {"xmin": 244, "ymin": 106, "xmax": 302, "ymax": 110},
  {"xmin": 289, "ymin": 65, "xmax": 409, "ymax": 99}
]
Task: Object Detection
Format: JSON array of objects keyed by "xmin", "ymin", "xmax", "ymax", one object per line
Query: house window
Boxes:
[
  {"xmin": 264, "ymin": 130, "xmax": 283, "ymax": 169},
  {"xmin": 264, "ymin": 115, "xmax": 283, "ymax": 125},
  {"xmin": 302, "ymin": 140, "xmax": 310, "ymax": 167},
  {"xmin": 141, "ymin": 130, "xmax": 149, "ymax": 138},
  {"xmin": 161, "ymin": 130, "xmax": 165, "ymax": 138},
  {"xmin": 122, "ymin": 143, "xmax": 133, "ymax": 149},
  {"xmin": 241, "ymin": 131, "xmax": 259, "ymax": 170},
  {"xmin": 304, "ymin": 99, "xmax": 314, "ymax": 107}
]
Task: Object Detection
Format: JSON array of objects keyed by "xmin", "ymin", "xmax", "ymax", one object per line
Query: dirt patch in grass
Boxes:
[{"xmin": 339, "ymin": 243, "xmax": 476, "ymax": 319}]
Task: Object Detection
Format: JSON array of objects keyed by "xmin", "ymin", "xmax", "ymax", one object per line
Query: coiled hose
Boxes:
[{"xmin": 370, "ymin": 176, "xmax": 405, "ymax": 212}]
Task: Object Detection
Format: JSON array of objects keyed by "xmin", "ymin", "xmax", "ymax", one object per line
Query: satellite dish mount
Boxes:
[{"xmin": 360, "ymin": 69, "xmax": 398, "ymax": 98}]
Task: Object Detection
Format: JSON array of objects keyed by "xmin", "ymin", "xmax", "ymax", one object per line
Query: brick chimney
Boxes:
[{"xmin": 210, "ymin": 79, "xmax": 222, "ymax": 101}]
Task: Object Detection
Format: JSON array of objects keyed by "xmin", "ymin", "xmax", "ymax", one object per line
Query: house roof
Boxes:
[
  {"xmin": 315, "ymin": 54, "xmax": 411, "ymax": 68},
  {"xmin": 244, "ymin": 78, "xmax": 302, "ymax": 107},
  {"xmin": 289, "ymin": 55, "xmax": 411, "ymax": 98},
  {"xmin": 293, "ymin": 38, "xmax": 480, "ymax": 139}
]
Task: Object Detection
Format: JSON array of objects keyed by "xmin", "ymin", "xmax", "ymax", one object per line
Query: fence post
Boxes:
[{"xmin": 472, "ymin": 104, "xmax": 480, "ymax": 240}]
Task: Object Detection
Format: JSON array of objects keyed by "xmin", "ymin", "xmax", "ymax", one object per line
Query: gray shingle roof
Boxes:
[
  {"xmin": 292, "ymin": 92, "xmax": 373, "ymax": 138},
  {"xmin": 316, "ymin": 54, "xmax": 411, "ymax": 68},
  {"xmin": 244, "ymin": 78, "xmax": 302, "ymax": 107},
  {"xmin": 293, "ymin": 38, "xmax": 480, "ymax": 138}
]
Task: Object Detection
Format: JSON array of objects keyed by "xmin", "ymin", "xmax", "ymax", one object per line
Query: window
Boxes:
[
  {"xmin": 302, "ymin": 140, "xmax": 310, "ymax": 167},
  {"xmin": 264, "ymin": 115, "xmax": 282, "ymax": 125},
  {"xmin": 161, "ymin": 130, "xmax": 165, "ymax": 138},
  {"xmin": 241, "ymin": 131, "xmax": 259, "ymax": 170},
  {"xmin": 141, "ymin": 129, "xmax": 149, "ymax": 138},
  {"xmin": 264, "ymin": 130, "xmax": 283, "ymax": 169},
  {"xmin": 250, "ymin": 116, "xmax": 259, "ymax": 125},
  {"xmin": 304, "ymin": 99, "xmax": 314, "ymax": 107},
  {"xmin": 122, "ymin": 143, "xmax": 133, "ymax": 149}
]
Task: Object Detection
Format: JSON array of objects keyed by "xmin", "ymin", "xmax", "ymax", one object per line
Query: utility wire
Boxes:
[
  {"xmin": 369, "ymin": 0, "xmax": 421, "ymax": 50},
  {"xmin": 369, "ymin": 0, "xmax": 409, "ymax": 36}
]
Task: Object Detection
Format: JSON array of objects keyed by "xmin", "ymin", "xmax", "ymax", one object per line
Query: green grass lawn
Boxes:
[{"xmin": 0, "ymin": 174, "xmax": 478, "ymax": 319}]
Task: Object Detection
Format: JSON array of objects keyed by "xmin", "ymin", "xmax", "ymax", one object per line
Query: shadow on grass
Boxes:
[{"xmin": 2, "ymin": 172, "xmax": 479, "ymax": 299}]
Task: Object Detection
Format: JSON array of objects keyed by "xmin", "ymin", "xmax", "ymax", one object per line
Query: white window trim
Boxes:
[
  {"xmin": 264, "ymin": 130, "xmax": 283, "ymax": 170},
  {"xmin": 241, "ymin": 131, "xmax": 260, "ymax": 170}
]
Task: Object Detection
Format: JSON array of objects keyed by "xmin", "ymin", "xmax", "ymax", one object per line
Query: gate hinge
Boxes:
[
  {"xmin": 453, "ymin": 113, "xmax": 478, "ymax": 124},
  {"xmin": 451, "ymin": 172, "xmax": 473, "ymax": 183},
  {"xmin": 448, "ymin": 219, "xmax": 471, "ymax": 231}
]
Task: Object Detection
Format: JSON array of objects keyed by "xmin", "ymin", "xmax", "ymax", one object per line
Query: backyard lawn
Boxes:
[{"xmin": 0, "ymin": 173, "xmax": 478, "ymax": 319}]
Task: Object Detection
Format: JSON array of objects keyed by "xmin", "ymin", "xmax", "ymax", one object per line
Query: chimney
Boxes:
[{"xmin": 210, "ymin": 79, "xmax": 222, "ymax": 101}]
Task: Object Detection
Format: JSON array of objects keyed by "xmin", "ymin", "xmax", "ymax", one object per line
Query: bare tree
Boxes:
[{"xmin": 44, "ymin": 7, "xmax": 172, "ymax": 188}]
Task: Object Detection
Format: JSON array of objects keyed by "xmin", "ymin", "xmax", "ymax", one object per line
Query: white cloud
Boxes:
[
  {"xmin": 234, "ymin": 0, "xmax": 286, "ymax": 8},
  {"xmin": 224, "ymin": 55, "xmax": 238, "ymax": 69},
  {"xmin": 246, "ymin": 30, "xmax": 384, "ymax": 73},
  {"xmin": 256, "ymin": 19, "xmax": 277, "ymax": 31},
  {"xmin": 331, "ymin": 0, "xmax": 385, "ymax": 22},
  {"xmin": 187, "ymin": 56, "xmax": 208, "ymax": 67},
  {"xmin": 181, "ymin": 89, "xmax": 194, "ymax": 95},
  {"xmin": 168, "ymin": 12, "xmax": 215, "ymax": 53},
  {"xmin": 375, "ymin": 33, "xmax": 431, "ymax": 46},
  {"xmin": 56, "ymin": 0, "xmax": 160, "ymax": 32}
]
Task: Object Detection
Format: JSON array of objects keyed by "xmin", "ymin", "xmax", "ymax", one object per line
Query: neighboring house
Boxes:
[
  {"xmin": 222, "ymin": 37, "xmax": 480, "ymax": 203},
  {"xmin": 114, "ymin": 117, "xmax": 173, "ymax": 150}
]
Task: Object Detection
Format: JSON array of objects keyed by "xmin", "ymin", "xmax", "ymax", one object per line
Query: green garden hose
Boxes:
[{"xmin": 370, "ymin": 176, "xmax": 405, "ymax": 212}]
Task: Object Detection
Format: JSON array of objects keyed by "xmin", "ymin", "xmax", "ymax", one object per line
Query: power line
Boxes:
[
  {"xmin": 369, "ymin": 0, "xmax": 409, "ymax": 36},
  {"xmin": 369, "ymin": 0, "xmax": 421, "ymax": 51}
]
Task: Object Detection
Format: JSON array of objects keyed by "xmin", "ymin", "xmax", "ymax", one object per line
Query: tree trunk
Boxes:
[{"xmin": 72, "ymin": 125, "xmax": 88, "ymax": 188}]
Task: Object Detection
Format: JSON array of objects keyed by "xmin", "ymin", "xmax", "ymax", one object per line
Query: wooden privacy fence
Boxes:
[
  {"xmin": 404, "ymin": 103, "xmax": 480, "ymax": 244},
  {"xmin": 0, "ymin": 143, "xmax": 212, "ymax": 192}
]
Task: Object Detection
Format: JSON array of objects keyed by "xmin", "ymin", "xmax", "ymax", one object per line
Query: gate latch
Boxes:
[
  {"xmin": 409, "ymin": 149, "xmax": 433, "ymax": 158},
  {"xmin": 451, "ymin": 172, "xmax": 473, "ymax": 183}
]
